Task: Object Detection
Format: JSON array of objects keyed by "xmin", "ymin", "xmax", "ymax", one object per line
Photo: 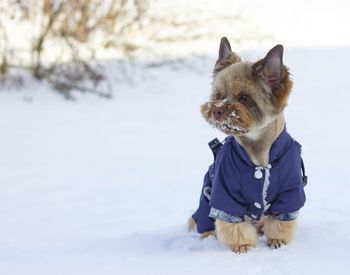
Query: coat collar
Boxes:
[{"xmin": 228, "ymin": 126, "xmax": 293, "ymax": 167}]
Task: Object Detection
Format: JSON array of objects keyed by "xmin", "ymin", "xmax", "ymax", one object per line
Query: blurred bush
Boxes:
[
  {"xmin": 0, "ymin": 0, "xmax": 148, "ymax": 98},
  {"xmin": 0, "ymin": 0, "xmax": 263, "ymax": 98}
]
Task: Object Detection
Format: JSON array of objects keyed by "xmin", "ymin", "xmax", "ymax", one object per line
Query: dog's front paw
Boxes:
[
  {"xmin": 216, "ymin": 220, "xmax": 257, "ymax": 253},
  {"xmin": 230, "ymin": 244, "xmax": 253, "ymax": 254},
  {"xmin": 187, "ymin": 217, "xmax": 215, "ymax": 239},
  {"xmin": 263, "ymin": 217, "xmax": 297, "ymax": 248},
  {"xmin": 187, "ymin": 217, "xmax": 196, "ymax": 232},
  {"xmin": 267, "ymin": 238, "xmax": 286, "ymax": 249},
  {"xmin": 200, "ymin": 231, "xmax": 215, "ymax": 239}
]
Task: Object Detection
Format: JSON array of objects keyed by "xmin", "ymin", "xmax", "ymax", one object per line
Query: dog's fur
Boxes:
[{"xmin": 188, "ymin": 37, "xmax": 297, "ymax": 253}]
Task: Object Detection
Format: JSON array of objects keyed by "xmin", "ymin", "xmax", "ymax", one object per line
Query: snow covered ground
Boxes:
[{"xmin": 1, "ymin": 47, "xmax": 350, "ymax": 274}]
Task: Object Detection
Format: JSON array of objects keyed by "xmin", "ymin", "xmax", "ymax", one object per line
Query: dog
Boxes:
[{"xmin": 188, "ymin": 37, "xmax": 306, "ymax": 253}]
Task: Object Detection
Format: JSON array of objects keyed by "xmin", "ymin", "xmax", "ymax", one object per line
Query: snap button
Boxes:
[
  {"xmin": 254, "ymin": 202, "xmax": 262, "ymax": 209},
  {"xmin": 254, "ymin": 169, "xmax": 263, "ymax": 179}
]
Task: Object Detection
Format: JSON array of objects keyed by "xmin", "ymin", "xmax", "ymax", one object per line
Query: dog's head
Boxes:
[{"xmin": 201, "ymin": 37, "xmax": 293, "ymax": 136}]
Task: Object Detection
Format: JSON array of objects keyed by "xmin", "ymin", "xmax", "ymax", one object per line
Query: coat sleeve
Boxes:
[
  {"xmin": 268, "ymin": 182, "xmax": 306, "ymax": 220},
  {"xmin": 208, "ymin": 143, "xmax": 247, "ymax": 223},
  {"xmin": 268, "ymin": 143, "xmax": 306, "ymax": 221},
  {"xmin": 191, "ymin": 166, "xmax": 216, "ymax": 233}
]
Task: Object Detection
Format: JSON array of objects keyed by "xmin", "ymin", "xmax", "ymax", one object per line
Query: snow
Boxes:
[{"xmin": 1, "ymin": 47, "xmax": 350, "ymax": 274}]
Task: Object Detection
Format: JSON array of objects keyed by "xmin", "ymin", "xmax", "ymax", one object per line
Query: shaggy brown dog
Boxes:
[{"xmin": 188, "ymin": 37, "xmax": 299, "ymax": 253}]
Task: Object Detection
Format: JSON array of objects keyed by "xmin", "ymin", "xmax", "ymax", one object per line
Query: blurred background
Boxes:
[
  {"xmin": 1, "ymin": 0, "xmax": 349, "ymax": 98},
  {"xmin": 1, "ymin": 1, "xmax": 350, "ymax": 274}
]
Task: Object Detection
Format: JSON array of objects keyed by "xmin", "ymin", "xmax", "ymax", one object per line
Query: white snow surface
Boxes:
[{"xmin": 1, "ymin": 48, "xmax": 350, "ymax": 274}]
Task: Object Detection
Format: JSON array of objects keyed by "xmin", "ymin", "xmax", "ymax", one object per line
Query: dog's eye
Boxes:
[
  {"xmin": 238, "ymin": 94, "xmax": 251, "ymax": 104},
  {"xmin": 214, "ymin": 93, "xmax": 223, "ymax": 100}
]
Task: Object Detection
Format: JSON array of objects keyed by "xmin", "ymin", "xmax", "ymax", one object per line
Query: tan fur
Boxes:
[
  {"xmin": 187, "ymin": 217, "xmax": 196, "ymax": 232},
  {"xmin": 213, "ymin": 52, "xmax": 242, "ymax": 76},
  {"xmin": 188, "ymin": 217, "xmax": 215, "ymax": 239},
  {"xmin": 188, "ymin": 39, "xmax": 300, "ymax": 252},
  {"xmin": 216, "ymin": 220, "xmax": 257, "ymax": 253},
  {"xmin": 237, "ymin": 114, "xmax": 285, "ymax": 166},
  {"xmin": 274, "ymin": 67, "xmax": 293, "ymax": 112},
  {"xmin": 201, "ymin": 61, "xmax": 292, "ymax": 140},
  {"xmin": 200, "ymin": 231, "xmax": 216, "ymax": 239},
  {"xmin": 263, "ymin": 217, "xmax": 297, "ymax": 247},
  {"xmin": 201, "ymin": 43, "xmax": 293, "ymax": 141}
]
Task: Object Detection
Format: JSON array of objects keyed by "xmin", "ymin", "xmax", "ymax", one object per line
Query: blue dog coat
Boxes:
[{"xmin": 192, "ymin": 127, "xmax": 306, "ymax": 233}]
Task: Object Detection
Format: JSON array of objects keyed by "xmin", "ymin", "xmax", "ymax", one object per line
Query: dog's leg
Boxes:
[
  {"xmin": 255, "ymin": 216, "xmax": 268, "ymax": 236},
  {"xmin": 263, "ymin": 217, "xmax": 297, "ymax": 248},
  {"xmin": 187, "ymin": 217, "xmax": 197, "ymax": 232},
  {"xmin": 216, "ymin": 220, "xmax": 257, "ymax": 253},
  {"xmin": 187, "ymin": 217, "xmax": 215, "ymax": 239}
]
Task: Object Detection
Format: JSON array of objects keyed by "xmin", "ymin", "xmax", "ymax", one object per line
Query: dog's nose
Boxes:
[{"xmin": 213, "ymin": 108, "xmax": 223, "ymax": 120}]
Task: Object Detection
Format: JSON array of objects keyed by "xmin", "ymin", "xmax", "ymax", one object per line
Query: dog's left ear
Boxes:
[{"xmin": 252, "ymin": 45, "xmax": 284, "ymax": 89}]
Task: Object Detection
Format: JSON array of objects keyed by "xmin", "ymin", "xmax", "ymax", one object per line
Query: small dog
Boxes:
[{"xmin": 188, "ymin": 37, "xmax": 306, "ymax": 253}]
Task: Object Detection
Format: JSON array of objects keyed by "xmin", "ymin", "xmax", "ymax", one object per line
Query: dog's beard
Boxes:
[
  {"xmin": 211, "ymin": 119, "xmax": 248, "ymax": 135},
  {"xmin": 204, "ymin": 100, "xmax": 249, "ymax": 135}
]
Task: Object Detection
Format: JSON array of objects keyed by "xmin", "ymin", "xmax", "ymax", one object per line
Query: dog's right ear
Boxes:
[{"xmin": 213, "ymin": 37, "xmax": 242, "ymax": 76}]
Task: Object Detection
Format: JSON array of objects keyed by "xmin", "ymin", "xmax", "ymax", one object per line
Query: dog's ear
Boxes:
[
  {"xmin": 252, "ymin": 45, "xmax": 284, "ymax": 89},
  {"xmin": 218, "ymin": 37, "xmax": 232, "ymax": 61},
  {"xmin": 213, "ymin": 37, "xmax": 242, "ymax": 76}
]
